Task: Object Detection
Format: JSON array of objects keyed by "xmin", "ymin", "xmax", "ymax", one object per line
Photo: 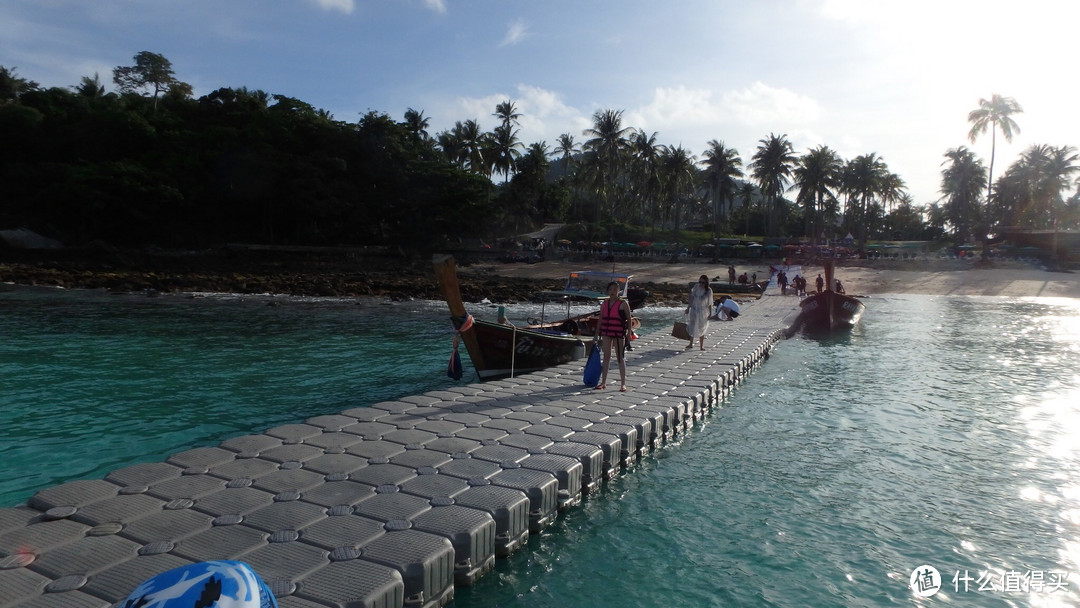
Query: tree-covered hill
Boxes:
[{"xmin": 1, "ymin": 61, "xmax": 495, "ymax": 252}]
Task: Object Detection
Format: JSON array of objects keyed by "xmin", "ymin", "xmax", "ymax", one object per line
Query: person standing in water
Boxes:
[
  {"xmin": 685, "ymin": 274, "xmax": 713, "ymax": 350},
  {"xmin": 596, "ymin": 281, "xmax": 631, "ymax": 391}
]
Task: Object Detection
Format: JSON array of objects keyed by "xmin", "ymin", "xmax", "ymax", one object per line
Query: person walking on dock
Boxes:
[
  {"xmin": 728, "ymin": 265, "xmax": 736, "ymax": 284},
  {"xmin": 596, "ymin": 281, "xmax": 631, "ymax": 391},
  {"xmin": 685, "ymin": 274, "xmax": 713, "ymax": 350}
]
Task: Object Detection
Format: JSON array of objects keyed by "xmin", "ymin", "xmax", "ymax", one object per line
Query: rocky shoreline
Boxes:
[{"xmin": 0, "ymin": 250, "xmax": 692, "ymax": 305}]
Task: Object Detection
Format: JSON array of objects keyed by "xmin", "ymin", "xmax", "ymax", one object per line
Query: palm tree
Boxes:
[
  {"xmin": 74, "ymin": 73, "xmax": 106, "ymax": 98},
  {"xmin": 582, "ymin": 109, "xmax": 632, "ymax": 223},
  {"xmin": 658, "ymin": 144, "xmax": 698, "ymax": 245},
  {"xmin": 493, "ymin": 99, "xmax": 522, "ymax": 131},
  {"xmin": 457, "ymin": 119, "xmax": 487, "ymax": 175},
  {"xmin": 702, "ymin": 140, "xmax": 743, "ymax": 238},
  {"xmin": 490, "ymin": 101, "xmax": 523, "ymax": 180},
  {"xmin": 435, "ymin": 129, "xmax": 464, "ymax": 168},
  {"xmin": 750, "ymin": 133, "xmax": 796, "ymax": 237},
  {"xmin": 737, "ymin": 182, "xmax": 756, "ymax": 235},
  {"xmin": 967, "ymin": 94, "xmax": 1022, "ymax": 206},
  {"xmin": 553, "ymin": 133, "xmax": 581, "ymax": 217},
  {"xmin": 553, "ymin": 133, "xmax": 580, "ymax": 178},
  {"xmin": 403, "ymin": 108, "xmax": 430, "ymax": 141},
  {"xmin": 628, "ymin": 129, "xmax": 663, "ymax": 227},
  {"xmin": 1040, "ymin": 145, "xmax": 1080, "ymax": 230},
  {"xmin": 880, "ymin": 172, "xmax": 907, "ymax": 212},
  {"xmin": 940, "ymin": 146, "xmax": 987, "ymax": 244},
  {"xmin": 993, "ymin": 144, "xmax": 1079, "ymax": 230},
  {"xmin": 504, "ymin": 141, "xmax": 550, "ymax": 232},
  {"xmin": 842, "ymin": 153, "xmax": 890, "ymax": 249},
  {"xmin": 488, "ymin": 123, "xmax": 522, "ymax": 182},
  {"xmin": 791, "ymin": 145, "xmax": 841, "ymax": 243},
  {"xmin": 0, "ymin": 66, "xmax": 39, "ymax": 101},
  {"xmin": 521, "ymin": 141, "xmax": 550, "ymax": 170}
]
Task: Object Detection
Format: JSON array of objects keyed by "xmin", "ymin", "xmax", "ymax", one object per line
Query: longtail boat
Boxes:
[
  {"xmin": 789, "ymin": 260, "xmax": 866, "ymax": 334},
  {"xmin": 434, "ymin": 254, "xmax": 590, "ymax": 380}
]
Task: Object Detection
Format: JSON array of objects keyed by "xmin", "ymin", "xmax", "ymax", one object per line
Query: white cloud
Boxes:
[
  {"xmin": 721, "ymin": 82, "xmax": 822, "ymax": 126},
  {"xmin": 423, "ymin": 0, "xmax": 447, "ymax": 13},
  {"xmin": 625, "ymin": 86, "xmax": 722, "ymax": 133},
  {"xmin": 513, "ymin": 84, "xmax": 592, "ymax": 143},
  {"xmin": 308, "ymin": 0, "xmax": 354, "ymax": 14},
  {"xmin": 442, "ymin": 84, "xmax": 589, "ymax": 146},
  {"xmin": 499, "ymin": 19, "xmax": 528, "ymax": 47},
  {"xmin": 620, "ymin": 83, "xmax": 821, "ymax": 136}
]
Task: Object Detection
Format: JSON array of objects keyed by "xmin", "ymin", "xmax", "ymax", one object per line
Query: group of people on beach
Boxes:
[
  {"xmin": 777, "ymin": 270, "xmax": 808, "ymax": 296},
  {"xmin": 775, "ymin": 269, "xmax": 844, "ymax": 296},
  {"xmin": 727, "ymin": 265, "xmax": 754, "ymax": 285}
]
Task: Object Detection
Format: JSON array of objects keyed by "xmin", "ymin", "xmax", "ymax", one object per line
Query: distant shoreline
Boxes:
[{"xmin": 2, "ymin": 250, "xmax": 1077, "ymax": 303}]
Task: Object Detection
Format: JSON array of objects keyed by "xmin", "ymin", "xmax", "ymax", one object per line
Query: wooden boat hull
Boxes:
[
  {"xmin": 469, "ymin": 320, "xmax": 585, "ymax": 380},
  {"xmin": 794, "ymin": 291, "xmax": 865, "ymax": 332},
  {"xmin": 434, "ymin": 254, "xmax": 590, "ymax": 381}
]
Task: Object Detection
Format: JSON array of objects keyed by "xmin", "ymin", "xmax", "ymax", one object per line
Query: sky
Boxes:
[{"xmin": 2, "ymin": 0, "xmax": 1078, "ymax": 207}]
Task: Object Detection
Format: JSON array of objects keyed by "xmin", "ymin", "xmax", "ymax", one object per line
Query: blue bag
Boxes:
[{"xmin": 582, "ymin": 341, "xmax": 601, "ymax": 387}]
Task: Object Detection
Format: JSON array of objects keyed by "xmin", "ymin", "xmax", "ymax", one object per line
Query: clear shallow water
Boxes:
[{"xmin": 2, "ymin": 287, "xmax": 1079, "ymax": 607}]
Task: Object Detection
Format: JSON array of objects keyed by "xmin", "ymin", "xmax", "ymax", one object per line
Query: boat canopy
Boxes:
[{"xmin": 537, "ymin": 270, "xmax": 634, "ymax": 302}]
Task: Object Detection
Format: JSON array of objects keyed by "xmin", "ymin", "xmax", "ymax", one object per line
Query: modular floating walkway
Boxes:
[{"xmin": 0, "ymin": 295, "xmax": 799, "ymax": 608}]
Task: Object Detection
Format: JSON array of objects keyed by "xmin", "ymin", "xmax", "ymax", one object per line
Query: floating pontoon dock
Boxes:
[{"xmin": 0, "ymin": 296, "xmax": 798, "ymax": 608}]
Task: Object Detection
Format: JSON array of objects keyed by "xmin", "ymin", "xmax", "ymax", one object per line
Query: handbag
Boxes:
[
  {"xmin": 582, "ymin": 340, "xmax": 602, "ymax": 387},
  {"xmin": 671, "ymin": 321, "xmax": 691, "ymax": 341}
]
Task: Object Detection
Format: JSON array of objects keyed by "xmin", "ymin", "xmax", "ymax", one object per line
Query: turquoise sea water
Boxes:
[{"xmin": 2, "ymin": 286, "xmax": 1079, "ymax": 607}]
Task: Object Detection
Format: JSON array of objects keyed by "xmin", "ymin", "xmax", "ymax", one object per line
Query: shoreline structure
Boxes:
[{"xmin": 2, "ymin": 251, "xmax": 1077, "ymax": 301}]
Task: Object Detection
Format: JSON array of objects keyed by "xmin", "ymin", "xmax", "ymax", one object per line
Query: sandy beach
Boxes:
[
  {"xmin": 467, "ymin": 257, "xmax": 1080, "ymax": 300},
  {"xmin": 3, "ymin": 251, "xmax": 1078, "ymax": 303}
]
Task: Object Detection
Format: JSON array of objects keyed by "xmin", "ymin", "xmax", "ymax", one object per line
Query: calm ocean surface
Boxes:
[{"xmin": 2, "ymin": 285, "xmax": 1079, "ymax": 607}]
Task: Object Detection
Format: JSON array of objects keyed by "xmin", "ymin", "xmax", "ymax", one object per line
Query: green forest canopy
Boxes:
[{"xmin": 1, "ymin": 55, "xmax": 1077, "ymax": 252}]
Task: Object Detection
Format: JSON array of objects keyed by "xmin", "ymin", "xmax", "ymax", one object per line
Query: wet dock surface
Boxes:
[{"xmin": 1, "ymin": 295, "xmax": 798, "ymax": 608}]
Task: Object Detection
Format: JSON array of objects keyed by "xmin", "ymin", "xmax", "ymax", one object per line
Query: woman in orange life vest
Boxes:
[{"xmin": 596, "ymin": 281, "xmax": 632, "ymax": 392}]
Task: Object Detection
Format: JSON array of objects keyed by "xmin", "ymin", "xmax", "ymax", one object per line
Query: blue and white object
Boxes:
[{"xmin": 121, "ymin": 560, "xmax": 277, "ymax": 608}]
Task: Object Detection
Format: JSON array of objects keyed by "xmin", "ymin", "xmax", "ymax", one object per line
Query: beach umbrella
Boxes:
[{"xmin": 637, "ymin": 240, "xmax": 651, "ymax": 248}]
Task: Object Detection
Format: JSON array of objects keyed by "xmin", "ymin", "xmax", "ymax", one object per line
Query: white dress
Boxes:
[{"xmin": 686, "ymin": 284, "xmax": 713, "ymax": 338}]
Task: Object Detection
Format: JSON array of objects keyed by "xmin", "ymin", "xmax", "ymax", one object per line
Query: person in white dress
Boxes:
[{"xmin": 684, "ymin": 274, "xmax": 713, "ymax": 350}]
